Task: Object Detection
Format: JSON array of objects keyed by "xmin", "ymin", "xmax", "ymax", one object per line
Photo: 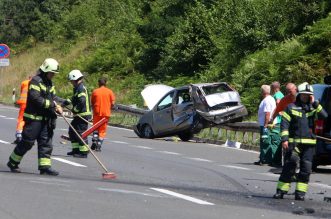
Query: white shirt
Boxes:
[{"xmin": 258, "ymin": 95, "xmax": 276, "ymax": 126}]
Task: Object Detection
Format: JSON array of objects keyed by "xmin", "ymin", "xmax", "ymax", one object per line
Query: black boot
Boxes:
[
  {"xmin": 40, "ymin": 168, "xmax": 59, "ymax": 176},
  {"xmin": 273, "ymin": 189, "xmax": 286, "ymax": 199},
  {"xmin": 67, "ymin": 148, "xmax": 79, "ymax": 156},
  {"xmin": 7, "ymin": 161, "xmax": 21, "ymax": 173},
  {"xmin": 295, "ymin": 191, "xmax": 305, "ymax": 201},
  {"xmin": 73, "ymin": 153, "xmax": 87, "ymax": 158},
  {"xmin": 91, "ymin": 142, "xmax": 97, "ymax": 150}
]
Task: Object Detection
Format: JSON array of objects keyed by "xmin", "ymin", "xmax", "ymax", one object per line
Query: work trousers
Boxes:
[
  {"xmin": 93, "ymin": 115, "xmax": 109, "ymax": 139},
  {"xmin": 69, "ymin": 116, "xmax": 89, "ymax": 154},
  {"xmin": 16, "ymin": 103, "xmax": 26, "ymax": 132},
  {"xmin": 9, "ymin": 119, "xmax": 54, "ymax": 170},
  {"xmin": 277, "ymin": 143, "xmax": 314, "ymax": 194}
]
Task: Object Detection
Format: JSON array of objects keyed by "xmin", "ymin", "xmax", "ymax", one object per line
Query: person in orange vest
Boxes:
[
  {"xmin": 91, "ymin": 77, "xmax": 116, "ymax": 151},
  {"xmin": 13, "ymin": 76, "xmax": 32, "ymax": 144}
]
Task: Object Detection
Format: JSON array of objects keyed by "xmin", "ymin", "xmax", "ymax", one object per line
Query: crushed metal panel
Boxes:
[{"xmin": 204, "ymin": 91, "xmax": 240, "ymax": 107}]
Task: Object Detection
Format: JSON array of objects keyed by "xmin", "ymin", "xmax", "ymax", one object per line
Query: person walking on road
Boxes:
[
  {"xmin": 66, "ymin": 70, "xmax": 92, "ymax": 158},
  {"xmin": 13, "ymin": 76, "xmax": 32, "ymax": 144},
  {"xmin": 254, "ymin": 85, "xmax": 276, "ymax": 165},
  {"xmin": 273, "ymin": 82, "xmax": 327, "ymax": 201},
  {"xmin": 7, "ymin": 58, "xmax": 64, "ymax": 175},
  {"xmin": 91, "ymin": 77, "xmax": 116, "ymax": 151}
]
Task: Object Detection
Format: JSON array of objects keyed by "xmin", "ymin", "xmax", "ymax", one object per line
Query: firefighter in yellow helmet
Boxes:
[
  {"xmin": 7, "ymin": 58, "xmax": 65, "ymax": 175},
  {"xmin": 273, "ymin": 82, "xmax": 327, "ymax": 201}
]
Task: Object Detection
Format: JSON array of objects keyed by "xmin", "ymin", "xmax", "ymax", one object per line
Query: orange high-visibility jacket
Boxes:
[
  {"xmin": 91, "ymin": 86, "xmax": 116, "ymax": 117},
  {"xmin": 16, "ymin": 79, "xmax": 30, "ymax": 105}
]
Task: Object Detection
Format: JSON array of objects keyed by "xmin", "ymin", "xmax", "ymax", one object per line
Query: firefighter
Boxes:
[
  {"xmin": 66, "ymin": 70, "xmax": 92, "ymax": 158},
  {"xmin": 90, "ymin": 77, "xmax": 115, "ymax": 151},
  {"xmin": 273, "ymin": 82, "xmax": 328, "ymax": 201},
  {"xmin": 13, "ymin": 76, "xmax": 32, "ymax": 144},
  {"xmin": 7, "ymin": 58, "xmax": 64, "ymax": 175}
]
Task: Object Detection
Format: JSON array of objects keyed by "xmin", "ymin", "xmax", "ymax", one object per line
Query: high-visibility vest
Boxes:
[{"xmin": 16, "ymin": 79, "xmax": 30, "ymax": 105}]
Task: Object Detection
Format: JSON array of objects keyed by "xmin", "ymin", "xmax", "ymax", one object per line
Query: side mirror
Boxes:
[{"xmin": 324, "ymin": 75, "xmax": 331, "ymax": 85}]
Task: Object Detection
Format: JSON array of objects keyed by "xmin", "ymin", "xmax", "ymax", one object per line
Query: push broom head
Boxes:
[{"xmin": 102, "ymin": 172, "xmax": 117, "ymax": 179}]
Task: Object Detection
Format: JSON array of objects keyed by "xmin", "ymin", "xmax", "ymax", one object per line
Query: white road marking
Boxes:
[
  {"xmin": 52, "ymin": 157, "xmax": 87, "ymax": 167},
  {"xmin": 133, "ymin": 145, "xmax": 153, "ymax": 150},
  {"xmin": 29, "ymin": 180, "xmax": 70, "ymax": 187},
  {"xmin": 186, "ymin": 157, "xmax": 213, "ymax": 163},
  {"xmin": 157, "ymin": 151, "xmax": 181, "ymax": 155},
  {"xmin": 219, "ymin": 165, "xmax": 252, "ymax": 171},
  {"xmin": 151, "ymin": 188, "xmax": 214, "ymax": 205},
  {"xmin": 4, "ymin": 117, "xmax": 15, "ymax": 120},
  {"xmin": 208, "ymin": 144, "xmax": 259, "ymax": 154},
  {"xmin": 111, "ymin": 140, "xmax": 129, "ymax": 144},
  {"xmin": 110, "ymin": 126, "xmax": 133, "ymax": 132},
  {"xmin": 257, "ymin": 173, "xmax": 279, "ymax": 178},
  {"xmin": 0, "ymin": 115, "xmax": 6, "ymax": 117},
  {"xmin": 0, "ymin": 140, "xmax": 10, "ymax": 144},
  {"xmin": 98, "ymin": 188, "xmax": 163, "ymax": 197},
  {"xmin": 56, "ymin": 128, "xmax": 67, "ymax": 131},
  {"xmin": 311, "ymin": 183, "xmax": 331, "ymax": 190}
]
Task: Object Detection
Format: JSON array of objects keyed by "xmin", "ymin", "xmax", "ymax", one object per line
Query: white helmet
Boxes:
[
  {"xmin": 40, "ymin": 58, "xmax": 59, "ymax": 73},
  {"xmin": 297, "ymin": 82, "xmax": 314, "ymax": 95},
  {"xmin": 68, "ymin": 69, "xmax": 84, "ymax": 81}
]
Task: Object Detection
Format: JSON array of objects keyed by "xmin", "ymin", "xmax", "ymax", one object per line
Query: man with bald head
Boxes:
[{"xmin": 271, "ymin": 83, "xmax": 297, "ymax": 121}]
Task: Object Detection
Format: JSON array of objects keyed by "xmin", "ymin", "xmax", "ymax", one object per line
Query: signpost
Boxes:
[{"xmin": 0, "ymin": 44, "xmax": 10, "ymax": 98}]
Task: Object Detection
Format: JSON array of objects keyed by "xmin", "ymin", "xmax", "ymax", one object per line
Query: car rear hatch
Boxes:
[{"xmin": 191, "ymin": 83, "xmax": 247, "ymax": 124}]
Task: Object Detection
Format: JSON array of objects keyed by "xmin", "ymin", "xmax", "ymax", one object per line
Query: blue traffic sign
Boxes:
[{"xmin": 0, "ymin": 44, "xmax": 10, "ymax": 58}]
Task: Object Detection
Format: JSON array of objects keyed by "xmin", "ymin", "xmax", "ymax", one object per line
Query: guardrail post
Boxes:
[{"xmin": 217, "ymin": 128, "xmax": 222, "ymax": 140}]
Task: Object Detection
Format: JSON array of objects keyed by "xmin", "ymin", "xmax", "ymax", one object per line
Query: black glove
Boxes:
[
  {"xmin": 62, "ymin": 99, "xmax": 71, "ymax": 107},
  {"xmin": 312, "ymin": 100, "xmax": 319, "ymax": 109}
]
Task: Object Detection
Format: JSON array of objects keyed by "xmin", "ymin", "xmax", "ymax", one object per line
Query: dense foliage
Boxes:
[{"xmin": 1, "ymin": 0, "xmax": 331, "ymax": 115}]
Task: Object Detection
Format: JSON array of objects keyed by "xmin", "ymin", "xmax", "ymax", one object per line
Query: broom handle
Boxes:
[
  {"xmin": 56, "ymin": 104, "xmax": 109, "ymax": 173},
  {"xmin": 316, "ymin": 135, "xmax": 331, "ymax": 142},
  {"xmin": 63, "ymin": 105, "xmax": 93, "ymax": 125}
]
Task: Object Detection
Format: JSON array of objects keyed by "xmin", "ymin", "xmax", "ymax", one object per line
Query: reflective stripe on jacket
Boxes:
[
  {"xmin": 281, "ymin": 102, "xmax": 327, "ymax": 144},
  {"xmin": 70, "ymin": 83, "xmax": 92, "ymax": 118},
  {"xmin": 24, "ymin": 72, "xmax": 57, "ymax": 121}
]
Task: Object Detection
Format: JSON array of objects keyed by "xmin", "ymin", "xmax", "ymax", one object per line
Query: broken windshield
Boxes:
[{"xmin": 202, "ymin": 84, "xmax": 232, "ymax": 95}]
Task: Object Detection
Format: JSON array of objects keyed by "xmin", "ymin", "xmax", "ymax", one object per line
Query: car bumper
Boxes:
[{"xmin": 196, "ymin": 105, "xmax": 248, "ymax": 124}]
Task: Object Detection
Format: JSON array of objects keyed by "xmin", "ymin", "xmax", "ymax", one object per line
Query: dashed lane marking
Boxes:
[
  {"xmin": 0, "ymin": 115, "xmax": 6, "ymax": 117},
  {"xmin": 219, "ymin": 165, "xmax": 252, "ymax": 171},
  {"xmin": 29, "ymin": 180, "xmax": 70, "ymax": 187},
  {"xmin": 157, "ymin": 151, "xmax": 181, "ymax": 155},
  {"xmin": 151, "ymin": 188, "xmax": 215, "ymax": 205},
  {"xmin": 207, "ymin": 144, "xmax": 259, "ymax": 154},
  {"xmin": 257, "ymin": 173, "xmax": 278, "ymax": 178},
  {"xmin": 4, "ymin": 117, "xmax": 15, "ymax": 120},
  {"xmin": 52, "ymin": 157, "xmax": 87, "ymax": 167},
  {"xmin": 132, "ymin": 145, "xmax": 153, "ymax": 150},
  {"xmin": 98, "ymin": 188, "xmax": 163, "ymax": 198},
  {"xmin": 186, "ymin": 157, "xmax": 213, "ymax": 163},
  {"xmin": 0, "ymin": 140, "xmax": 10, "ymax": 144},
  {"xmin": 110, "ymin": 140, "xmax": 129, "ymax": 144}
]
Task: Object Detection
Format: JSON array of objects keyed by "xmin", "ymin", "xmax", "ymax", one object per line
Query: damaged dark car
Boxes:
[{"xmin": 134, "ymin": 82, "xmax": 248, "ymax": 141}]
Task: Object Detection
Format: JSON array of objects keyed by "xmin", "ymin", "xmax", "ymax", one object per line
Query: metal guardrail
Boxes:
[{"xmin": 112, "ymin": 104, "xmax": 260, "ymax": 150}]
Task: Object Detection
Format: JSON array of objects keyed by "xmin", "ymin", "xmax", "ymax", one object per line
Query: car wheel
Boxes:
[
  {"xmin": 178, "ymin": 132, "xmax": 193, "ymax": 141},
  {"xmin": 142, "ymin": 124, "xmax": 154, "ymax": 139}
]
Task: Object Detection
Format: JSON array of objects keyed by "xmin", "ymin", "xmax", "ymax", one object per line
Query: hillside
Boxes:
[{"xmin": 1, "ymin": 0, "xmax": 331, "ymax": 115}]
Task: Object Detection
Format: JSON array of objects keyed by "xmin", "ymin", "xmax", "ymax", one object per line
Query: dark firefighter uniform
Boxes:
[
  {"xmin": 8, "ymin": 70, "xmax": 63, "ymax": 175},
  {"xmin": 68, "ymin": 82, "xmax": 92, "ymax": 157},
  {"xmin": 274, "ymin": 82, "xmax": 327, "ymax": 200}
]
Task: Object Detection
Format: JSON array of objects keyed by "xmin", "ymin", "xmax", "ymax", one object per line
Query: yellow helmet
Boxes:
[{"xmin": 297, "ymin": 82, "xmax": 313, "ymax": 95}]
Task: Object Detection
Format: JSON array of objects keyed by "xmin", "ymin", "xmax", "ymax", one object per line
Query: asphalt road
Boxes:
[{"xmin": 0, "ymin": 104, "xmax": 330, "ymax": 219}]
